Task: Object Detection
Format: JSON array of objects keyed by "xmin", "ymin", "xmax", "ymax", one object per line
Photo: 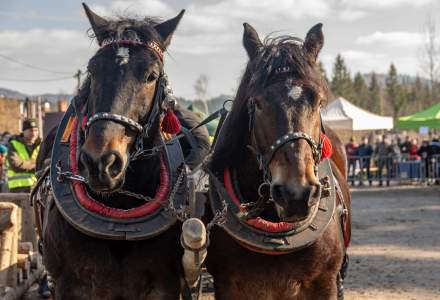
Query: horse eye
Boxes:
[{"xmin": 146, "ymin": 72, "xmax": 158, "ymax": 83}]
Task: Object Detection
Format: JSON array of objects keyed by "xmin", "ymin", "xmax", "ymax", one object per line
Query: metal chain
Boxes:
[
  {"xmin": 206, "ymin": 199, "xmax": 227, "ymax": 236},
  {"xmin": 56, "ymin": 161, "xmax": 87, "ymax": 183},
  {"xmin": 163, "ymin": 165, "xmax": 189, "ymax": 221},
  {"xmin": 116, "ymin": 189, "xmax": 154, "ymax": 202}
]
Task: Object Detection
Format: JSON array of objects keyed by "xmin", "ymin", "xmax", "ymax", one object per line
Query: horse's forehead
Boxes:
[{"xmin": 287, "ymin": 85, "xmax": 303, "ymax": 101}]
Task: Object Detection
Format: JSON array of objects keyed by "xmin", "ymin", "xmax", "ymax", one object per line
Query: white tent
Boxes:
[{"xmin": 321, "ymin": 97, "xmax": 393, "ymax": 130}]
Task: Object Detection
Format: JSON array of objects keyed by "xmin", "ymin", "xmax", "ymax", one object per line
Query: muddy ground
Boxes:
[{"xmin": 26, "ymin": 186, "xmax": 440, "ymax": 300}]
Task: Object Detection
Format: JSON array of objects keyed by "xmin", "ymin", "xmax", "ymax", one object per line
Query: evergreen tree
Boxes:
[
  {"xmin": 369, "ymin": 72, "xmax": 382, "ymax": 114},
  {"xmin": 318, "ymin": 61, "xmax": 329, "ymax": 85},
  {"xmin": 331, "ymin": 54, "xmax": 355, "ymax": 100},
  {"xmin": 353, "ymin": 72, "xmax": 368, "ymax": 107},
  {"xmin": 386, "ymin": 63, "xmax": 407, "ymax": 118}
]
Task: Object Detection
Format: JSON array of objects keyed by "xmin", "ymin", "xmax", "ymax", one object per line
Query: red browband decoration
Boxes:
[
  {"xmin": 69, "ymin": 116, "xmax": 169, "ymax": 219},
  {"xmin": 101, "ymin": 37, "xmax": 164, "ymax": 61}
]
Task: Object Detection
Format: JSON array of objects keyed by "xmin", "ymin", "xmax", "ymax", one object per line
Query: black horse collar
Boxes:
[
  {"xmin": 209, "ymin": 158, "xmax": 336, "ymax": 254},
  {"xmin": 50, "ymin": 104, "xmax": 187, "ymax": 240}
]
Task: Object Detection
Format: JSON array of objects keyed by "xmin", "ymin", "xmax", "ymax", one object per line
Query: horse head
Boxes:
[
  {"xmin": 78, "ymin": 4, "xmax": 184, "ymax": 193},
  {"xmin": 212, "ymin": 23, "xmax": 328, "ymax": 223},
  {"xmin": 242, "ymin": 23, "xmax": 328, "ymax": 222}
]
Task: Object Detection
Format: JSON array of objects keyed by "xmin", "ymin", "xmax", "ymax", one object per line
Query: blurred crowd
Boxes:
[{"xmin": 345, "ymin": 135, "xmax": 440, "ymax": 186}]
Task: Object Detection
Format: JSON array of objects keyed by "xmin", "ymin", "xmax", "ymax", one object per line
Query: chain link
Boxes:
[
  {"xmin": 163, "ymin": 166, "xmax": 188, "ymax": 221},
  {"xmin": 56, "ymin": 161, "xmax": 87, "ymax": 183},
  {"xmin": 116, "ymin": 189, "xmax": 154, "ymax": 202},
  {"xmin": 206, "ymin": 199, "xmax": 227, "ymax": 235}
]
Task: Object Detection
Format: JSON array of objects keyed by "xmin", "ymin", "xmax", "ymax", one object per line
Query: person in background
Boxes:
[
  {"xmin": 6, "ymin": 119, "xmax": 41, "ymax": 193},
  {"xmin": 408, "ymin": 139, "xmax": 420, "ymax": 161},
  {"xmin": 0, "ymin": 144, "xmax": 8, "ymax": 192},
  {"xmin": 429, "ymin": 137, "xmax": 440, "ymax": 182},
  {"xmin": 400, "ymin": 136, "xmax": 412, "ymax": 159},
  {"xmin": 357, "ymin": 137, "xmax": 373, "ymax": 186},
  {"xmin": 375, "ymin": 136, "xmax": 392, "ymax": 186},
  {"xmin": 417, "ymin": 140, "xmax": 431, "ymax": 179},
  {"xmin": 345, "ymin": 137, "xmax": 358, "ymax": 186}
]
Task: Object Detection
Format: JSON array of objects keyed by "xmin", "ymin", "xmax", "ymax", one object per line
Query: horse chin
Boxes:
[
  {"xmin": 275, "ymin": 203, "xmax": 309, "ymax": 223},
  {"xmin": 87, "ymin": 177, "xmax": 124, "ymax": 194}
]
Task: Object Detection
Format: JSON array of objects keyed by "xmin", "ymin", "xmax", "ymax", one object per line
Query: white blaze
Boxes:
[
  {"xmin": 288, "ymin": 85, "xmax": 303, "ymax": 101},
  {"xmin": 116, "ymin": 47, "xmax": 130, "ymax": 65}
]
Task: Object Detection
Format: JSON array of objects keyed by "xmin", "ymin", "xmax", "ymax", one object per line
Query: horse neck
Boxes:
[{"xmin": 234, "ymin": 147, "xmax": 263, "ymax": 203}]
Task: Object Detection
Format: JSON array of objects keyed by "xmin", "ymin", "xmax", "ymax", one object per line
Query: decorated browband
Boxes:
[{"xmin": 101, "ymin": 36, "xmax": 164, "ymax": 61}]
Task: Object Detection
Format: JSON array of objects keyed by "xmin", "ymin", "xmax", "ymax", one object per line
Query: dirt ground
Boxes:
[
  {"xmin": 25, "ymin": 186, "xmax": 440, "ymax": 300},
  {"xmin": 201, "ymin": 186, "xmax": 440, "ymax": 300}
]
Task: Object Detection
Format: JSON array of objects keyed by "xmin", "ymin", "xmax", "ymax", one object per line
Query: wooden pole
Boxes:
[
  {"xmin": 0, "ymin": 203, "xmax": 18, "ymax": 288},
  {"xmin": 0, "ymin": 194, "xmax": 37, "ymax": 249}
]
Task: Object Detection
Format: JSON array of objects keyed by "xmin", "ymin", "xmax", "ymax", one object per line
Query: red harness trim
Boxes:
[
  {"xmin": 320, "ymin": 133, "xmax": 332, "ymax": 160},
  {"xmin": 223, "ymin": 169, "xmax": 295, "ymax": 233},
  {"xmin": 69, "ymin": 117, "xmax": 169, "ymax": 219}
]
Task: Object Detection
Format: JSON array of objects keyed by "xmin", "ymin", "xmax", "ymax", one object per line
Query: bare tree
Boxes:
[
  {"xmin": 193, "ymin": 74, "xmax": 209, "ymax": 114},
  {"xmin": 420, "ymin": 14, "xmax": 440, "ymax": 103}
]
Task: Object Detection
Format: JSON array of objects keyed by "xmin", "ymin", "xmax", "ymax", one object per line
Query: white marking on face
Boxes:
[
  {"xmin": 288, "ymin": 85, "xmax": 303, "ymax": 101},
  {"xmin": 116, "ymin": 47, "xmax": 130, "ymax": 65}
]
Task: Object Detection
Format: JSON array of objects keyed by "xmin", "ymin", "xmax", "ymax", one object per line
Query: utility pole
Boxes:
[{"xmin": 74, "ymin": 70, "xmax": 82, "ymax": 93}]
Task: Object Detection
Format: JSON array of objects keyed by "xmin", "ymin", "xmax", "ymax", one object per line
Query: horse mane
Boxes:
[{"xmin": 209, "ymin": 35, "xmax": 328, "ymax": 173}]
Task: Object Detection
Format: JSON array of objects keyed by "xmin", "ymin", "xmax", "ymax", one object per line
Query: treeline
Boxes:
[{"xmin": 322, "ymin": 54, "xmax": 439, "ymax": 118}]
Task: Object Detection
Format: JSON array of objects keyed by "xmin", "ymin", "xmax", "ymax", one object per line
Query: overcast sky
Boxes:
[{"xmin": 0, "ymin": 0, "xmax": 439, "ymax": 98}]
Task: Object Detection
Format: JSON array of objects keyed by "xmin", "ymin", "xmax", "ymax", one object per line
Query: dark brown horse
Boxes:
[
  {"xmin": 34, "ymin": 4, "xmax": 210, "ymax": 299},
  {"xmin": 206, "ymin": 23, "xmax": 351, "ymax": 300}
]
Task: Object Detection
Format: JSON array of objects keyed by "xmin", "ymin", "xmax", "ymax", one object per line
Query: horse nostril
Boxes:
[
  {"xmin": 101, "ymin": 152, "xmax": 123, "ymax": 178},
  {"xmin": 271, "ymin": 184, "xmax": 284, "ymax": 202}
]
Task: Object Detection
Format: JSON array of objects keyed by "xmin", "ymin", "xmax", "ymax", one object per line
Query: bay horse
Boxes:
[
  {"xmin": 33, "ymin": 4, "xmax": 210, "ymax": 299},
  {"xmin": 206, "ymin": 23, "xmax": 351, "ymax": 299}
]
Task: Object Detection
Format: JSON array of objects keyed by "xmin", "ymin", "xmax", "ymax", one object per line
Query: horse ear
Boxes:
[
  {"xmin": 243, "ymin": 23, "xmax": 262, "ymax": 60},
  {"xmin": 154, "ymin": 10, "xmax": 185, "ymax": 48},
  {"xmin": 303, "ymin": 23, "xmax": 324, "ymax": 61},
  {"xmin": 82, "ymin": 3, "xmax": 109, "ymax": 45}
]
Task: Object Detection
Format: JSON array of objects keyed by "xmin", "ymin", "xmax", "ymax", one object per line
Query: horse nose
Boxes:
[
  {"xmin": 79, "ymin": 150, "xmax": 124, "ymax": 179},
  {"xmin": 270, "ymin": 183, "xmax": 314, "ymax": 207}
]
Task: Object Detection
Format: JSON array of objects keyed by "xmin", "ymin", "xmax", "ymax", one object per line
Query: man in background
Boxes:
[
  {"xmin": 345, "ymin": 137, "xmax": 358, "ymax": 186},
  {"xmin": 0, "ymin": 144, "xmax": 8, "ymax": 192},
  {"xmin": 357, "ymin": 137, "xmax": 373, "ymax": 186},
  {"xmin": 6, "ymin": 119, "xmax": 41, "ymax": 193}
]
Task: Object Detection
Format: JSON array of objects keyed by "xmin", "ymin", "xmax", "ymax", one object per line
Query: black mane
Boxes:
[{"xmin": 209, "ymin": 35, "xmax": 327, "ymax": 173}]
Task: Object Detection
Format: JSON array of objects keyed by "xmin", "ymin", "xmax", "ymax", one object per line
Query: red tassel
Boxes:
[
  {"xmin": 320, "ymin": 133, "xmax": 333, "ymax": 160},
  {"xmin": 161, "ymin": 108, "xmax": 181, "ymax": 134}
]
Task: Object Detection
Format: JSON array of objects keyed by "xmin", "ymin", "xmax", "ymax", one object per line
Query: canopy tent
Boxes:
[
  {"xmin": 321, "ymin": 97, "xmax": 393, "ymax": 130},
  {"xmin": 396, "ymin": 102, "xmax": 440, "ymax": 129}
]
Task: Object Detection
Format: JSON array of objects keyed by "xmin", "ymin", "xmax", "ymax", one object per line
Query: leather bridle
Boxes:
[
  {"xmin": 83, "ymin": 35, "xmax": 172, "ymax": 162},
  {"xmin": 247, "ymin": 94, "xmax": 324, "ymax": 186}
]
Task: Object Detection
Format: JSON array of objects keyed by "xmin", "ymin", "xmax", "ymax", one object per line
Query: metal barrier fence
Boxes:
[{"xmin": 347, "ymin": 154, "xmax": 440, "ymax": 186}]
